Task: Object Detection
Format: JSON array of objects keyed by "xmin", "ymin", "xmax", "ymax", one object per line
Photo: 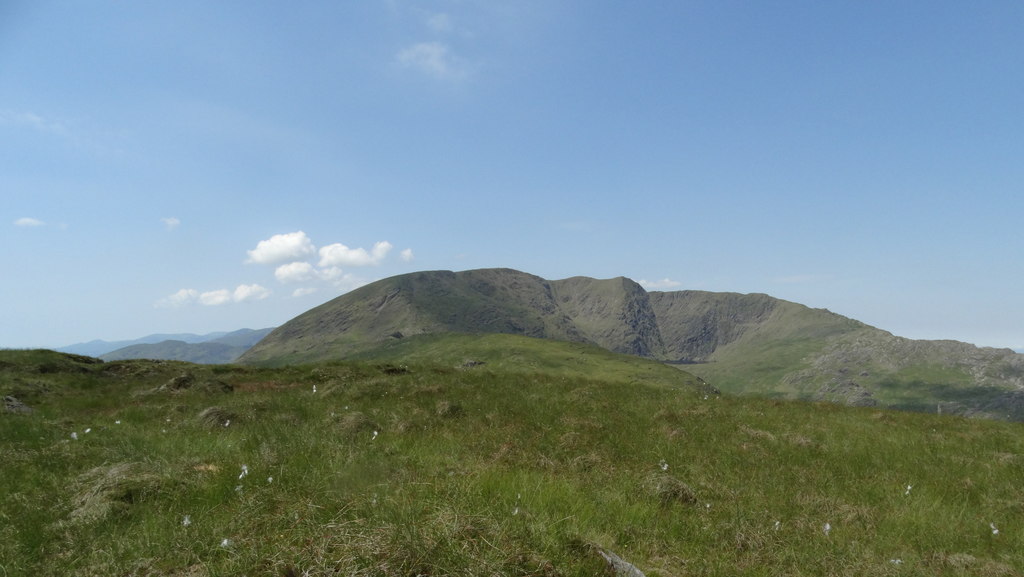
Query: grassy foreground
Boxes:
[{"xmin": 2, "ymin": 347, "xmax": 1023, "ymax": 576}]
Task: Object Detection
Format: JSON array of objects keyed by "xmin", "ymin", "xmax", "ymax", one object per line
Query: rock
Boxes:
[
  {"xmin": 196, "ymin": 406, "xmax": 238, "ymax": 429},
  {"xmin": 3, "ymin": 395, "xmax": 33, "ymax": 414},
  {"xmin": 596, "ymin": 548, "xmax": 646, "ymax": 577},
  {"xmin": 814, "ymin": 380, "xmax": 878, "ymax": 407},
  {"xmin": 162, "ymin": 373, "xmax": 195, "ymax": 391}
]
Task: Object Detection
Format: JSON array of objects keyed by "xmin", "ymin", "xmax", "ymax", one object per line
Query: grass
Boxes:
[{"xmin": 2, "ymin": 348, "xmax": 1024, "ymax": 575}]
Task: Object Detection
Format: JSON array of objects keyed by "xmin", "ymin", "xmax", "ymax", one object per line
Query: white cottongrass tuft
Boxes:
[
  {"xmin": 991, "ymin": 522, "xmax": 999, "ymax": 535},
  {"xmin": 223, "ymin": 419, "xmax": 230, "ymax": 427},
  {"xmin": 773, "ymin": 520, "xmax": 781, "ymax": 531},
  {"xmin": 890, "ymin": 559, "xmax": 902, "ymax": 565},
  {"xmin": 904, "ymin": 484, "xmax": 912, "ymax": 496},
  {"xmin": 239, "ymin": 464, "xmax": 249, "ymax": 479},
  {"xmin": 659, "ymin": 459, "xmax": 669, "ymax": 471},
  {"xmin": 312, "ymin": 384, "xmax": 317, "ymax": 393},
  {"xmin": 267, "ymin": 476, "xmax": 273, "ymax": 484},
  {"xmin": 182, "ymin": 515, "xmax": 192, "ymax": 527},
  {"xmin": 371, "ymin": 430, "xmax": 379, "ymax": 440},
  {"xmin": 115, "ymin": 420, "xmax": 121, "ymax": 425},
  {"xmin": 824, "ymin": 522, "xmax": 832, "ymax": 536},
  {"xmin": 220, "ymin": 538, "xmax": 232, "ymax": 548},
  {"xmin": 70, "ymin": 432, "xmax": 78, "ymax": 440},
  {"xmin": 84, "ymin": 428, "xmax": 91, "ymax": 434}
]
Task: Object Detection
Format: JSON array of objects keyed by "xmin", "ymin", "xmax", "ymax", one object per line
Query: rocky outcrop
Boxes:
[
  {"xmin": 648, "ymin": 291, "xmax": 780, "ymax": 362},
  {"xmin": 813, "ymin": 380, "xmax": 878, "ymax": 407},
  {"xmin": 4, "ymin": 395, "xmax": 33, "ymax": 414}
]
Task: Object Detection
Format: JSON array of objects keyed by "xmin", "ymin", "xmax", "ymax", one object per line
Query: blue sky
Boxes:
[{"xmin": 3, "ymin": 1, "xmax": 1023, "ymax": 350}]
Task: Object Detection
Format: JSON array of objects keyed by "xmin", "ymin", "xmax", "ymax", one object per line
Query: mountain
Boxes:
[
  {"xmin": 98, "ymin": 328, "xmax": 275, "ymax": 364},
  {"xmin": 58, "ymin": 333, "xmax": 222, "ymax": 357},
  {"xmin": 238, "ymin": 268, "xmax": 1024, "ymax": 420}
]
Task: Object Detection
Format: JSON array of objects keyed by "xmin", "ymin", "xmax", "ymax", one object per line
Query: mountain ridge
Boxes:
[
  {"xmin": 90, "ymin": 328, "xmax": 275, "ymax": 363},
  {"xmin": 238, "ymin": 268, "xmax": 1023, "ymax": 420}
]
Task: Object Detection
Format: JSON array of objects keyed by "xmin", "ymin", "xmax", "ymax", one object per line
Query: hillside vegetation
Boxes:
[
  {"xmin": 3, "ymin": 346, "xmax": 1024, "ymax": 576},
  {"xmin": 239, "ymin": 268, "xmax": 1024, "ymax": 420}
]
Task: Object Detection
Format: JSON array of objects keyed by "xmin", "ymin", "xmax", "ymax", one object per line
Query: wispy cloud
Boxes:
[
  {"xmin": 396, "ymin": 42, "xmax": 469, "ymax": 80},
  {"xmin": 0, "ymin": 110, "xmax": 68, "ymax": 137},
  {"xmin": 246, "ymin": 231, "xmax": 316, "ymax": 265},
  {"xmin": 400, "ymin": 248, "xmax": 414, "ymax": 262},
  {"xmin": 161, "ymin": 217, "xmax": 181, "ymax": 231},
  {"xmin": 14, "ymin": 217, "xmax": 45, "ymax": 227},
  {"xmin": 156, "ymin": 284, "xmax": 270, "ymax": 307},
  {"xmin": 427, "ymin": 13, "xmax": 453, "ymax": 33},
  {"xmin": 638, "ymin": 278, "xmax": 683, "ymax": 290}
]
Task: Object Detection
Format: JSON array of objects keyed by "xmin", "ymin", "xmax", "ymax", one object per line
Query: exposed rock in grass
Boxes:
[
  {"xmin": 814, "ymin": 379, "xmax": 878, "ymax": 407},
  {"xmin": 3, "ymin": 395, "xmax": 33, "ymax": 414},
  {"xmin": 197, "ymin": 406, "xmax": 238, "ymax": 429},
  {"xmin": 164, "ymin": 373, "xmax": 196, "ymax": 391},
  {"xmin": 596, "ymin": 547, "xmax": 646, "ymax": 577}
]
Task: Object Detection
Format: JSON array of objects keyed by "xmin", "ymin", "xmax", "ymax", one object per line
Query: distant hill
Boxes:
[
  {"xmin": 58, "ymin": 332, "xmax": 226, "ymax": 357},
  {"xmin": 98, "ymin": 328, "xmax": 274, "ymax": 364},
  {"xmin": 239, "ymin": 268, "xmax": 1024, "ymax": 420}
]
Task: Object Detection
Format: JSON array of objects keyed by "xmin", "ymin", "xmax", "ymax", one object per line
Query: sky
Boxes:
[{"xmin": 2, "ymin": 1, "xmax": 1023, "ymax": 351}]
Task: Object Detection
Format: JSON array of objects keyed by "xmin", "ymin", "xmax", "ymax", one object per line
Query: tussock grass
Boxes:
[{"xmin": 2, "ymin": 349, "xmax": 1024, "ymax": 575}]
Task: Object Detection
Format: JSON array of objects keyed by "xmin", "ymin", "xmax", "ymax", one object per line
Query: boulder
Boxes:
[{"xmin": 4, "ymin": 395, "xmax": 33, "ymax": 414}]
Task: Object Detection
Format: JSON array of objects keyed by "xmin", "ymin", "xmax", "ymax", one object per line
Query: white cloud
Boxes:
[
  {"xmin": 233, "ymin": 284, "xmax": 271, "ymax": 302},
  {"xmin": 292, "ymin": 287, "xmax": 318, "ymax": 298},
  {"xmin": 14, "ymin": 217, "xmax": 45, "ymax": 227},
  {"xmin": 246, "ymin": 231, "xmax": 316, "ymax": 265},
  {"xmin": 156, "ymin": 288, "xmax": 200, "ymax": 307},
  {"xmin": 400, "ymin": 248, "xmax": 414, "ymax": 262},
  {"xmin": 162, "ymin": 217, "xmax": 181, "ymax": 231},
  {"xmin": 274, "ymin": 261, "xmax": 317, "ymax": 284},
  {"xmin": 157, "ymin": 284, "xmax": 270, "ymax": 307},
  {"xmin": 319, "ymin": 266, "xmax": 345, "ymax": 281},
  {"xmin": 638, "ymin": 278, "xmax": 683, "ymax": 290},
  {"xmin": 199, "ymin": 289, "xmax": 232, "ymax": 306},
  {"xmin": 318, "ymin": 241, "xmax": 392, "ymax": 267},
  {"xmin": 396, "ymin": 42, "xmax": 467, "ymax": 80}
]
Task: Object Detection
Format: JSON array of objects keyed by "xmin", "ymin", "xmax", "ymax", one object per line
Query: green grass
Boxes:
[{"xmin": 2, "ymin": 348, "xmax": 1024, "ymax": 575}]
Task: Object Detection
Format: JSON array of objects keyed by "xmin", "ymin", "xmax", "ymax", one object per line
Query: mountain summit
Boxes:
[{"xmin": 240, "ymin": 268, "xmax": 1024, "ymax": 419}]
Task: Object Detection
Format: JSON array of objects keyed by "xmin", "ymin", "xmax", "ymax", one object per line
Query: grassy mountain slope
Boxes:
[
  {"xmin": 100, "ymin": 340, "xmax": 244, "ymax": 364},
  {"xmin": 241, "ymin": 269, "xmax": 584, "ymax": 366},
  {"xmin": 240, "ymin": 268, "xmax": 1024, "ymax": 419},
  {"xmin": 3, "ymin": 348, "xmax": 1024, "ymax": 575}
]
